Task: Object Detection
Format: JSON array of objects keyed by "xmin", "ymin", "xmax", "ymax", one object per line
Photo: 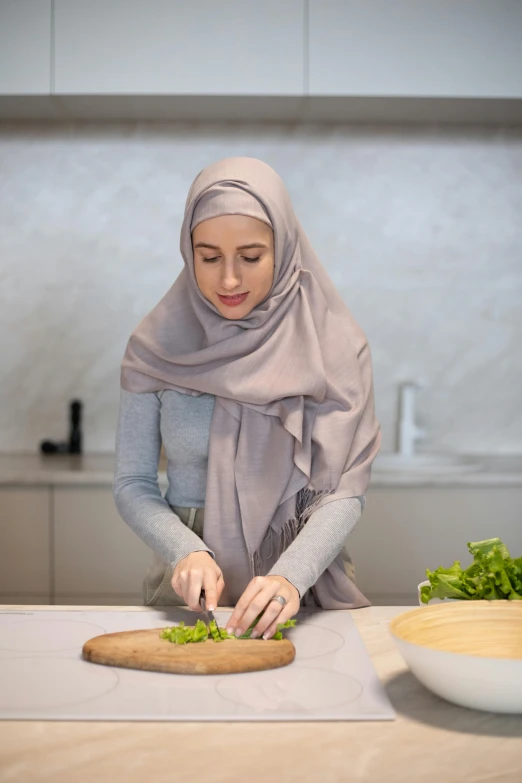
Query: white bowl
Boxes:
[
  {"xmin": 417, "ymin": 580, "xmax": 460, "ymax": 605},
  {"xmin": 390, "ymin": 602, "xmax": 522, "ymax": 714}
]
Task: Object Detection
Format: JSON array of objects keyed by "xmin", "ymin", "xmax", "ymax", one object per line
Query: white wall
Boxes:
[{"xmin": 1, "ymin": 122, "xmax": 521, "ymax": 455}]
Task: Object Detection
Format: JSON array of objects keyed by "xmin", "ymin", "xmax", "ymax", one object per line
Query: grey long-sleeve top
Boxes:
[{"xmin": 113, "ymin": 388, "xmax": 364, "ymax": 597}]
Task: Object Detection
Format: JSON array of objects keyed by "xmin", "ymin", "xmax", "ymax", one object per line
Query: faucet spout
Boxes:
[{"xmin": 397, "ymin": 382, "xmax": 425, "ymax": 457}]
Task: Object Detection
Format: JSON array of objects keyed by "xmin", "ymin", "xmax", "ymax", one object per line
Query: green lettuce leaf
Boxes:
[{"xmin": 421, "ymin": 538, "xmax": 522, "ymax": 604}]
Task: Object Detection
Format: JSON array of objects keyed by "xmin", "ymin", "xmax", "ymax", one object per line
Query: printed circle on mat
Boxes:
[
  {"xmin": 291, "ymin": 625, "xmax": 344, "ymax": 660},
  {"xmin": 0, "ymin": 620, "xmax": 107, "ymax": 652},
  {"xmin": 0, "ymin": 657, "xmax": 119, "ymax": 713},
  {"xmin": 215, "ymin": 667, "xmax": 363, "ymax": 713}
]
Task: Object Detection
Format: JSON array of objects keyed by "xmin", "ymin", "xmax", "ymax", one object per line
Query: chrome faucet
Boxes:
[{"xmin": 397, "ymin": 382, "xmax": 426, "ymax": 457}]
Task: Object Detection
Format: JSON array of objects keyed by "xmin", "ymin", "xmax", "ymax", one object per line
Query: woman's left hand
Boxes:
[{"xmin": 226, "ymin": 575, "xmax": 300, "ymax": 640}]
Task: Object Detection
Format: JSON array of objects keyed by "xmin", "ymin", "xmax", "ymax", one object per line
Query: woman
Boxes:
[{"xmin": 114, "ymin": 157, "xmax": 381, "ymax": 641}]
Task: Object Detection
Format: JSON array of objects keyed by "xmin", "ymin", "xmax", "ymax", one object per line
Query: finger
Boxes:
[
  {"xmin": 226, "ymin": 577, "xmax": 267, "ymax": 634},
  {"xmin": 262, "ymin": 603, "xmax": 296, "ymax": 640},
  {"xmin": 171, "ymin": 567, "xmax": 183, "ymax": 598},
  {"xmin": 173, "ymin": 564, "xmax": 192, "ymax": 602},
  {"xmin": 234, "ymin": 584, "xmax": 279, "ymax": 638},
  {"xmin": 250, "ymin": 595, "xmax": 285, "ymax": 639},
  {"xmin": 186, "ymin": 571, "xmax": 204, "ymax": 612},
  {"xmin": 202, "ymin": 569, "xmax": 219, "ymax": 612},
  {"xmin": 171, "ymin": 576, "xmax": 183, "ymax": 599},
  {"xmin": 216, "ymin": 573, "xmax": 225, "ymax": 604}
]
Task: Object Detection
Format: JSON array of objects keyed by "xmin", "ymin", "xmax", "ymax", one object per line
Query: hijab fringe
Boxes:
[{"xmin": 251, "ymin": 487, "xmax": 336, "ymax": 577}]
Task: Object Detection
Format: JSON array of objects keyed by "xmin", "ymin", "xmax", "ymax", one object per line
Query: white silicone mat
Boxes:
[{"xmin": 0, "ymin": 608, "xmax": 395, "ymax": 721}]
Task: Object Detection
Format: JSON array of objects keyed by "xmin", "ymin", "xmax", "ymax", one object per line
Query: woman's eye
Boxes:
[{"xmin": 201, "ymin": 255, "xmax": 260, "ymax": 263}]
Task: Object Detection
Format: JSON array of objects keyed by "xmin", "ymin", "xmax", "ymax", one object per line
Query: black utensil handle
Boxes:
[{"xmin": 68, "ymin": 399, "xmax": 83, "ymax": 454}]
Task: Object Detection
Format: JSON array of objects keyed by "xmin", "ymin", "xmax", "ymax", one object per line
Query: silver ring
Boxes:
[{"xmin": 270, "ymin": 594, "xmax": 287, "ymax": 608}]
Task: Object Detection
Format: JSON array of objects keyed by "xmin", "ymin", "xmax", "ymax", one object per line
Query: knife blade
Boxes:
[{"xmin": 200, "ymin": 589, "xmax": 222, "ymax": 637}]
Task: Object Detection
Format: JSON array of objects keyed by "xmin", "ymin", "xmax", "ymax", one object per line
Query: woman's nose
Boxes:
[{"xmin": 220, "ymin": 262, "xmax": 241, "ymax": 290}]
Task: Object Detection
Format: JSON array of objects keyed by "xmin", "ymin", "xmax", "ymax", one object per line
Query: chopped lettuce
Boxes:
[
  {"xmin": 272, "ymin": 620, "xmax": 297, "ymax": 640},
  {"xmin": 420, "ymin": 537, "xmax": 522, "ymax": 604},
  {"xmin": 160, "ymin": 614, "xmax": 297, "ymax": 645},
  {"xmin": 160, "ymin": 619, "xmax": 211, "ymax": 645},
  {"xmin": 238, "ymin": 612, "xmax": 296, "ymax": 640}
]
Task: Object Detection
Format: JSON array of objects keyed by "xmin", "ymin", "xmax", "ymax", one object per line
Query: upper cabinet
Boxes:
[
  {"xmin": 53, "ymin": 0, "xmax": 305, "ymax": 95},
  {"xmin": 0, "ymin": 0, "xmax": 51, "ymax": 94},
  {"xmin": 1, "ymin": 0, "xmax": 521, "ymax": 118},
  {"xmin": 309, "ymin": 0, "xmax": 522, "ymax": 98}
]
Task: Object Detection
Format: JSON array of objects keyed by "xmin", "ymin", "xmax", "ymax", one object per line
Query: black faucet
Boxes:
[
  {"xmin": 68, "ymin": 400, "xmax": 82, "ymax": 454},
  {"xmin": 40, "ymin": 399, "xmax": 83, "ymax": 455}
]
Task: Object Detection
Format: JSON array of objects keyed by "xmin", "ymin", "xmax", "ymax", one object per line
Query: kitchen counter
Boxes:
[
  {"xmin": 1, "ymin": 452, "xmax": 522, "ymax": 487},
  {"xmin": 0, "ymin": 605, "xmax": 521, "ymax": 783},
  {"xmin": 0, "ymin": 453, "xmax": 138, "ymax": 486}
]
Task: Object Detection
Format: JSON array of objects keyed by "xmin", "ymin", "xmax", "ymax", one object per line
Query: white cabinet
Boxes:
[
  {"xmin": 0, "ymin": 487, "xmax": 50, "ymax": 603},
  {"xmin": 54, "ymin": 0, "xmax": 305, "ymax": 95},
  {"xmin": 349, "ymin": 486, "xmax": 522, "ymax": 604},
  {"xmin": 2, "ymin": 480, "xmax": 522, "ymax": 606},
  {"xmin": 309, "ymin": 0, "xmax": 522, "ymax": 98},
  {"xmin": 54, "ymin": 487, "xmax": 152, "ymax": 604},
  {"xmin": 0, "ymin": 0, "xmax": 51, "ymax": 94},
  {"xmin": 2, "ymin": 0, "xmax": 521, "ymax": 119}
]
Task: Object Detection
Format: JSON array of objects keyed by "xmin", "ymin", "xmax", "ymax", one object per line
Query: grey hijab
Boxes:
[{"xmin": 121, "ymin": 157, "xmax": 381, "ymax": 608}]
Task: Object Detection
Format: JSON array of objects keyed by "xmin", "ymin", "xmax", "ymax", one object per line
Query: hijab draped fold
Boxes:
[{"xmin": 121, "ymin": 157, "xmax": 381, "ymax": 608}]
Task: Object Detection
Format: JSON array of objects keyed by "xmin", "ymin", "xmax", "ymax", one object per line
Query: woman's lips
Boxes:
[{"xmin": 217, "ymin": 292, "xmax": 249, "ymax": 307}]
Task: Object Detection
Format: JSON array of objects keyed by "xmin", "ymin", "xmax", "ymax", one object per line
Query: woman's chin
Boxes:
[{"xmin": 220, "ymin": 309, "xmax": 251, "ymax": 320}]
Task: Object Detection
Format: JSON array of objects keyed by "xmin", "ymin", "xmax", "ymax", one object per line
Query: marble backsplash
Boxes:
[{"xmin": 1, "ymin": 122, "xmax": 521, "ymax": 455}]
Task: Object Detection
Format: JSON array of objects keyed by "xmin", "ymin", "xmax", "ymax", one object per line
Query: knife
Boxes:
[{"xmin": 200, "ymin": 589, "xmax": 222, "ymax": 638}]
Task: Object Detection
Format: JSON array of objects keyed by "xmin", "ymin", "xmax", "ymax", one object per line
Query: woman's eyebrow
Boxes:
[
  {"xmin": 237, "ymin": 243, "xmax": 268, "ymax": 250},
  {"xmin": 193, "ymin": 242, "xmax": 268, "ymax": 251},
  {"xmin": 193, "ymin": 242, "xmax": 220, "ymax": 250}
]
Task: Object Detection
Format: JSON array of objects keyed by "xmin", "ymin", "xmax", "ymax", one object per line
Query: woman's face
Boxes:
[{"xmin": 192, "ymin": 214, "xmax": 275, "ymax": 320}]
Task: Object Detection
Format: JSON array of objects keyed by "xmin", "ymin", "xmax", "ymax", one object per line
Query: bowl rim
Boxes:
[
  {"xmin": 417, "ymin": 579, "xmax": 462, "ymax": 604},
  {"xmin": 417, "ymin": 580, "xmax": 490, "ymax": 602},
  {"xmin": 390, "ymin": 601, "xmax": 522, "ymax": 660}
]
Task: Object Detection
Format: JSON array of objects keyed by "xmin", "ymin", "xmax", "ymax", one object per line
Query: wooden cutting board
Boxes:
[{"xmin": 82, "ymin": 628, "xmax": 295, "ymax": 675}]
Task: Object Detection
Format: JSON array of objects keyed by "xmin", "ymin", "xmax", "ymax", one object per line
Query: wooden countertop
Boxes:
[{"xmin": 1, "ymin": 605, "xmax": 521, "ymax": 783}]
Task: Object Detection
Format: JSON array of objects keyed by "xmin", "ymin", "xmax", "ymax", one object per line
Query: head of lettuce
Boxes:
[{"xmin": 420, "ymin": 538, "xmax": 522, "ymax": 604}]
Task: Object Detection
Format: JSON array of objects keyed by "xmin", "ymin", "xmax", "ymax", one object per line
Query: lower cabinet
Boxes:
[
  {"xmin": 2, "ymin": 483, "xmax": 521, "ymax": 606},
  {"xmin": 0, "ymin": 486, "xmax": 51, "ymax": 604},
  {"xmin": 348, "ymin": 486, "xmax": 522, "ymax": 604},
  {"xmin": 53, "ymin": 487, "xmax": 152, "ymax": 605}
]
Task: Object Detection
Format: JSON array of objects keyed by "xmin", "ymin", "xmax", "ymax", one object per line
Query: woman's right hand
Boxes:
[{"xmin": 171, "ymin": 551, "xmax": 224, "ymax": 612}]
